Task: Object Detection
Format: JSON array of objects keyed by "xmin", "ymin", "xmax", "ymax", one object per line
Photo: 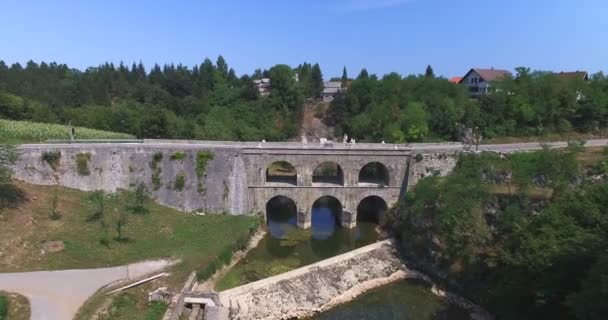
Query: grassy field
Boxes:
[
  {"xmin": 0, "ymin": 291, "xmax": 30, "ymax": 320},
  {"xmin": 0, "ymin": 181, "xmax": 258, "ymax": 319},
  {"xmin": 0, "ymin": 119, "xmax": 135, "ymax": 143}
]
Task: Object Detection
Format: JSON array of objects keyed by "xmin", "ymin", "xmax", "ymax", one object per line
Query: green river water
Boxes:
[{"xmin": 216, "ymin": 196, "xmax": 471, "ymax": 319}]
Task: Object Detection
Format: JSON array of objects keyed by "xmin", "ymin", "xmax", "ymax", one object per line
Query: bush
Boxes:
[
  {"xmin": 170, "ymin": 152, "xmax": 186, "ymax": 161},
  {"xmin": 41, "ymin": 151, "xmax": 61, "ymax": 170},
  {"xmin": 0, "ymin": 294, "xmax": 7, "ymax": 320},
  {"xmin": 196, "ymin": 151, "xmax": 214, "ymax": 193},
  {"xmin": 146, "ymin": 302, "xmax": 168, "ymax": 320},
  {"xmin": 75, "ymin": 152, "xmax": 91, "ymax": 176},
  {"xmin": 150, "ymin": 153, "xmax": 163, "ymax": 190},
  {"xmin": 174, "ymin": 174, "xmax": 185, "ymax": 191}
]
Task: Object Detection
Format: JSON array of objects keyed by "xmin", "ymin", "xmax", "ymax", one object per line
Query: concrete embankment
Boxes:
[
  {"xmin": 217, "ymin": 239, "xmax": 406, "ymax": 320},
  {"xmin": 215, "ymin": 239, "xmax": 492, "ymax": 320}
]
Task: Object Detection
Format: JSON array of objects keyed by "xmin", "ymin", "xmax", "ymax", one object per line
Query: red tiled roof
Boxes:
[
  {"xmin": 449, "ymin": 77, "xmax": 462, "ymax": 84},
  {"xmin": 471, "ymin": 68, "xmax": 512, "ymax": 82}
]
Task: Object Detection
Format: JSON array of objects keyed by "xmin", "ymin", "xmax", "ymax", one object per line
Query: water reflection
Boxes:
[
  {"xmin": 310, "ymin": 279, "xmax": 471, "ymax": 320},
  {"xmin": 215, "ymin": 196, "xmax": 381, "ymax": 291}
]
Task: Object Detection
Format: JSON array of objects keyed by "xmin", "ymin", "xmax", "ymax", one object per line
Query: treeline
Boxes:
[
  {"xmin": 329, "ymin": 67, "xmax": 608, "ymax": 142},
  {"xmin": 387, "ymin": 148, "xmax": 608, "ymax": 319},
  {"xmin": 1, "ymin": 59, "xmax": 608, "ymax": 143},
  {"xmin": 0, "ymin": 58, "xmax": 324, "ymax": 141}
]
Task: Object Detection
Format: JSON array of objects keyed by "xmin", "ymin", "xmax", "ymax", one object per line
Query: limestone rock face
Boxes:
[{"xmin": 149, "ymin": 287, "xmax": 173, "ymax": 304}]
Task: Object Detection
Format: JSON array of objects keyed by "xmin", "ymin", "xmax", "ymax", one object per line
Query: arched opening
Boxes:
[
  {"xmin": 266, "ymin": 196, "xmax": 297, "ymax": 239},
  {"xmin": 266, "ymin": 161, "xmax": 297, "ymax": 186},
  {"xmin": 357, "ymin": 196, "xmax": 388, "ymax": 225},
  {"xmin": 311, "ymin": 196, "xmax": 342, "ymax": 240},
  {"xmin": 358, "ymin": 162, "xmax": 390, "ymax": 186},
  {"xmin": 312, "ymin": 162, "xmax": 344, "ymax": 186}
]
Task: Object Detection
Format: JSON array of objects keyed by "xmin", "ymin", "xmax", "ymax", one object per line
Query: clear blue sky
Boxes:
[{"xmin": 1, "ymin": 0, "xmax": 606, "ymax": 78}]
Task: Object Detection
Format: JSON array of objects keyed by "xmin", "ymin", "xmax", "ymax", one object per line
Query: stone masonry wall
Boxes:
[{"xmin": 12, "ymin": 144, "xmax": 248, "ymax": 214}]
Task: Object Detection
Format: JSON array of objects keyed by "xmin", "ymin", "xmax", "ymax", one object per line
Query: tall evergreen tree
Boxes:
[
  {"xmin": 311, "ymin": 63, "xmax": 323, "ymax": 98},
  {"xmin": 341, "ymin": 66, "xmax": 348, "ymax": 88},
  {"xmin": 425, "ymin": 65, "xmax": 435, "ymax": 78}
]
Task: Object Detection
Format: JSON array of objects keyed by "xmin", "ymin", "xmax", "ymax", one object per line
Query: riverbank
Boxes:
[{"xmin": 216, "ymin": 239, "xmax": 492, "ymax": 320}]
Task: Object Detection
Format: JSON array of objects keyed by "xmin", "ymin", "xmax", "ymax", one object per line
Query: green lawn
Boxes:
[{"xmin": 1, "ymin": 181, "xmax": 259, "ymax": 319}]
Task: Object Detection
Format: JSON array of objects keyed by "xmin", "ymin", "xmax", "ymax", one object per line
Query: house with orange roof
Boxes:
[{"xmin": 458, "ymin": 68, "xmax": 512, "ymax": 96}]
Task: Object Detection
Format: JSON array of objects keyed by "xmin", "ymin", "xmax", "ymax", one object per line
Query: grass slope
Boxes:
[
  {"xmin": 0, "ymin": 119, "xmax": 135, "ymax": 143},
  {"xmin": 0, "ymin": 291, "xmax": 30, "ymax": 320}
]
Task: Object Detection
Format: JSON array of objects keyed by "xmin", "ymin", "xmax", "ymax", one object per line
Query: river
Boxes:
[{"xmin": 216, "ymin": 196, "xmax": 470, "ymax": 319}]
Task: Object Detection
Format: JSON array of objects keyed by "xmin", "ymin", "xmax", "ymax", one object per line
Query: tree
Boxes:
[
  {"xmin": 402, "ymin": 102, "xmax": 430, "ymax": 141},
  {"xmin": 357, "ymin": 68, "xmax": 370, "ymax": 80},
  {"xmin": 216, "ymin": 55, "xmax": 228, "ymax": 78},
  {"xmin": 425, "ymin": 65, "xmax": 435, "ymax": 78},
  {"xmin": 125, "ymin": 182, "xmax": 149, "ymax": 214},
  {"xmin": 341, "ymin": 66, "xmax": 348, "ymax": 88},
  {"xmin": 311, "ymin": 63, "xmax": 323, "ymax": 98}
]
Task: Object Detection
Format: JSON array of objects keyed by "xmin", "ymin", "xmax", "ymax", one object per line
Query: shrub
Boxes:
[
  {"xmin": 125, "ymin": 182, "xmax": 149, "ymax": 215},
  {"xmin": 174, "ymin": 174, "xmax": 186, "ymax": 191},
  {"xmin": 170, "ymin": 152, "xmax": 186, "ymax": 161},
  {"xmin": 75, "ymin": 152, "xmax": 91, "ymax": 176},
  {"xmin": 146, "ymin": 302, "xmax": 168, "ymax": 320},
  {"xmin": 42, "ymin": 151, "xmax": 61, "ymax": 170},
  {"xmin": 0, "ymin": 294, "xmax": 7, "ymax": 320},
  {"xmin": 150, "ymin": 153, "xmax": 163, "ymax": 190},
  {"xmin": 196, "ymin": 151, "xmax": 214, "ymax": 193}
]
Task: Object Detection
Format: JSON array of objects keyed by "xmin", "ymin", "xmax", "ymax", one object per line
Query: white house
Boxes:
[
  {"xmin": 458, "ymin": 68, "xmax": 512, "ymax": 96},
  {"xmin": 253, "ymin": 78, "xmax": 271, "ymax": 96},
  {"xmin": 322, "ymin": 81, "xmax": 345, "ymax": 102}
]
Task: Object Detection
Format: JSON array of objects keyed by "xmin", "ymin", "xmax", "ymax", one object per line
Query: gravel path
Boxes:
[{"xmin": 0, "ymin": 259, "xmax": 173, "ymax": 320}]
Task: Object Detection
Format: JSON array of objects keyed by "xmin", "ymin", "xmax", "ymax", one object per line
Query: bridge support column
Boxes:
[
  {"xmin": 297, "ymin": 208, "xmax": 311, "ymax": 229},
  {"xmin": 340, "ymin": 209, "xmax": 357, "ymax": 229}
]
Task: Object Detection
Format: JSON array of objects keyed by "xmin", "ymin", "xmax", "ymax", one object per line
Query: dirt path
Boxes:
[{"xmin": 0, "ymin": 259, "xmax": 173, "ymax": 320}]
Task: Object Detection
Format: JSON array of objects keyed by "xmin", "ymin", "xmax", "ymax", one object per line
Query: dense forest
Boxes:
[
  {"xmin": 387, "ymin": 147, "xmax": 608, "ymax": 319},
  {"xmin": 1, "ymin": 58, "xmax": 608, "ymax": 143}
]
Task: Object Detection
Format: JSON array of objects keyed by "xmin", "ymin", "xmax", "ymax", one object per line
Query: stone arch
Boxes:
[
  {"xmin": 358, "ymin": 162, "xmax": 390, "ymax": 186},
  {"xmin": 312, "ymin": 162, "xmax": 344, "ymax": 186},
  {"xmin": 357, "ymin": 195, "xmax": 388, "ymax": 225},
  {"xmin": 265, "ymin": 161, "xmax": 297, "ymax": 186},
  {"xmin": 311, "ymin": 195, "xmax": 343, "ymax": 240},
  {"xmin": 265, "ymin": 195, "xmax": 298, "ymax": 238}
]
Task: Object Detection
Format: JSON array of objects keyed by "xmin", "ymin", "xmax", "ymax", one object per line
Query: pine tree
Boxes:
[
  {"xmin": 425, "ymin": 65, "xmax": 435, "ymax": 78},
  {"xmin": 341, "ymin": 66, "xmax": 348, "ymax": 88},
  {"xmin": 311, "ymin": 63, "xmax": 323, "ymax": 98},
  {"xmin": 357, "ymin": 68, "xmax": 369, "ymax": 80}
]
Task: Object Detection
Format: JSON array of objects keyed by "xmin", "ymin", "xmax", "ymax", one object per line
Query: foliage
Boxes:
[
  {"xmin": 386, "ymin": 149, "xmax": 607, "ymax": 319},
  {"xmin": 41, "ymin": 151, "xmax": 61, "ymax": 171},
  {"xmin": 169, "ymin": 151, "xmax": 186, "ymax": 161},
  {"xmin": 0, "ymin": 145, "xmax": 18, "ymax": 210},
  {"xmin": 196, "ymin": 151, "xmax": 213, "ymax": 192},
  {"xmin": 0, "ymin": 293, "xmax": 6, "ymax": 320},
  {"xmin": 149, "ymin": 152, "xmax": 163, "ymax": 190},
  {"xmin": 125, "ymin": 182, "xmax": 149, "ymax": 215},
  {"xmin": 49, "ymin": 187, "xmax": 61, "ymax": 220},
  {"xmin": 0, "ymin": 119, "xmax": 134, "ymax": 143},
  {"xmin": 145, "ymin": 302, "xmax": 168, "ymax": 320},
  {"xmin": 0, "ymin": 58, "xmax": 305, "ymax": 142},
  {"xmin": 75, "ymin": 153, "xmax": 91, "ymax": 176},
  {"xmin": 173, "ymin": 173, "xmax": 185, "ymax": 191}
]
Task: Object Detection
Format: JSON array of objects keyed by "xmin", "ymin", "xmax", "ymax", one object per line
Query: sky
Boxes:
[{"xmin": 1, "ymin": 0, "xmax": 607, "ymax": 78}]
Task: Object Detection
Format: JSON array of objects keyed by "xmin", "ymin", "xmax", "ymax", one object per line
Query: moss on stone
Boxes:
[
  {"xmin": 41, "ymin": 151, "xmax": 61, "ymax": 171},
  {"xmin": 75, "ymin": 153, "xmax": 91, "ymax": 176}
]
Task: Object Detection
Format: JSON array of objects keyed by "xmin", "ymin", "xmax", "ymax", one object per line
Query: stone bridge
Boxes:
[{"xmin": 11, "ymin": 140, "xmax": 469, "ymax": 227}]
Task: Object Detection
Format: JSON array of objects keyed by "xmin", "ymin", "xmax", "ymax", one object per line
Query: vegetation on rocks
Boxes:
[
  {"xmin": 75, "ymin": 152, "xmax": 91, "ymax": 176},
  {"xmin": 149, "ymin": 152, "xmax": 163, "ymax": 190},
  {"xmin": 41, "ymin": 151, "xmax": 61, "ymax": 171},
  {"xmin": 173, "ymin": 173, "xmax": 185, "ymax": 191},
  {"xmin": 196, "ymin": 150, "xmax": 213, "ymax": 193},
  {"xmin": 0, "ymin": 291, "xmax": 30, "ymax": 320},
  {"xmin": 169, "ymin": 151, "xmax": 186, "ymax": 161},
  {"xmin": 386, "ymin": 147, "xmax": 608, "ymax": 320}
]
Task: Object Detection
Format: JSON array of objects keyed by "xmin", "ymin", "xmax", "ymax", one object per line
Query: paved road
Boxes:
[
  {"xmin": 0, "ymin": 260, "xmax": 173, "ymax": 320},
  {"xmin": 476, "ymin": 138, "xmax": 608, "ymax": 153}
]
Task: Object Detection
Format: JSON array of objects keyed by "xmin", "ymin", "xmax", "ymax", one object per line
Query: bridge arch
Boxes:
[
  {"xmin": 312, "ymin": 162, "xmax": 344, "ymax": 186},
  {"xmin": 311, "ymin": 195, "xmax": 343, "ymax": 240},
  {"xmin": 265, "ymin": 195, "xmax": 298, "ymax": 238},
  {"xmin": 265, "ymin": 161, "xmax": 298, "ymax": 186},
  {"xmin": 358, "ymin": 162, "xmax": 390, "ymax": 186},
  {"xmin": 357, "ymin": 195, "xmax": 388, "ymax": 225}
]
